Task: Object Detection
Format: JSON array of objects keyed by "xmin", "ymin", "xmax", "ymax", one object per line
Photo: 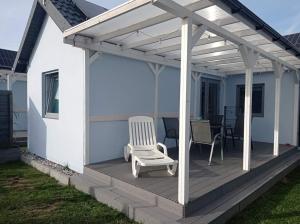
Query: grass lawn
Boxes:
[
  {"xmin": 0, "ymin": 162, "xmax": 136, "ymax": 224},
  {"xmin": 228, "ymin": 166, "xmax": 300, "ymax": 224}
]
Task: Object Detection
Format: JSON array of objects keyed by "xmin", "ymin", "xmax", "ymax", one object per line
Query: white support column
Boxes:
[
  {"xmin": 222, "ymin": 77, "xmax": 227, "ymax": 115},
  {"xmin": 6, "ymin": 74, "xmax": 14, "ymax": 91},
  {"xmin": 272, "ymin": 61, "xmax": 284, "ymax": 156},
  {"xmin": 178, "ymin": 17, "xmax": 192, "ymax": 205},
  {"xmin": 293, "ymin": 71, "xmax": 300, "ymax": 146},
  {"xmin": 83, "ymin": 49, "xmax": 91, "ymax": 165},
  {"xmin": 239, "ymin": 45, "xmax": 259, "ymax": 171},
  {"xmin": 148, "ymin": 63, "xmax": 165, "ymax": 133},
  {"xmin": 192, "ymin": 72, "xmax": 201, "ymax": 118}
]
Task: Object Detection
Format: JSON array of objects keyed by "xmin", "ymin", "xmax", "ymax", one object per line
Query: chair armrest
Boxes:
[
  {"xmin": 157, "ymin": 143, "xmax": 168, "ymax": 156},
  {"xmin": 127, "ymin": 144, "xmax": 134, "ymax": 152},
  {"xmin": 213, "ymin": 133, "xmax": 222, "ymax": 142}
]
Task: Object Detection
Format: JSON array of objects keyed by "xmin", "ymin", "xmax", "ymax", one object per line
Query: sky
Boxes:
[{"xmin": 0, "ymin": 0, "xmax": 300, "ymax": 51}]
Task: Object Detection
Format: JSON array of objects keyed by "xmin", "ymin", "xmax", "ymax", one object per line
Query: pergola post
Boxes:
[
  {"xmin": 148, "ymin": 63, "xmax": 165, "ymax": 133},
  {"xmin": 293, "ymin": 71, "xmax": 300, "ymax": 146},
  {"xmin": 178, "ymin": 17, "xmax": 193, "ymax": 205},
  {"xmin": 239, "ymin": 45, "xmax": 259, "ymax": 171},
  {"xmin": 192, "ymin": 72, "xmax": 201, "ymax": 118},
  {"xmin": 6, "ymin": 74, "xmax": 14, "ymax": 91},
  {"xmin": 272, "ymin": 61, "xmax": 284, "ymax": 156},
  {"xmin": 222, "ymin": 77, "xmax": 227, "ymax": 114}
]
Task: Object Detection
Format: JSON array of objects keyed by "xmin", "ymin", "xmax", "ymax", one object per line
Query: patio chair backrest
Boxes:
[
  {"xmin": 128, "ymin": 116, "xmax": 157, "ymax": 148},
  {"xmin": 162, "ymin": 117, "xmax": 179, "ymax": 139},
  {"xmin": 234, "ymin": 115, "xmax": 244, "ymax": 137},
  {"xmin": 209, "ymin": 114, "xmax": 224, "ymax": 126},
  {"xmin": 190, "ymin": 120, "xmax": 212, "ymax": 144}
]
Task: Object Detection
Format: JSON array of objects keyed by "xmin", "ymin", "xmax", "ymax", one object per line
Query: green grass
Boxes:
[
  {"xmin": 228, "ymin": 166, "xmax": 300, "ymax": 224},
  {"xmin": 0, "ymin": 162, "xmax": 136, "ymax": 224}
]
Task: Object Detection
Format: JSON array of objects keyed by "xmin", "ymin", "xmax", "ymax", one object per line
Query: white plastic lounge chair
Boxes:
[{"xmin": 124, "ymin": 116, "xmax": 178, "ymax": 178}]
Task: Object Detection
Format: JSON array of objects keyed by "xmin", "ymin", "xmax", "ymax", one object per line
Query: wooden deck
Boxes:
[{"xmin": 87, "ymin": 141, "xmax": 294, "ymax": 204}]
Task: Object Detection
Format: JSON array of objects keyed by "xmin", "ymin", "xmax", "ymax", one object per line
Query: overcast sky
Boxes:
[{"xmin": 0, "ymin": 0, "xmax": 299, "ymax": 51}]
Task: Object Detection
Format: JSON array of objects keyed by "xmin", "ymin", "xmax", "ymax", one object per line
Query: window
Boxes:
[
  {"xmin": 43, "ymin": 70, "xmax": 59, "ymax": 119},
  {"xmin": 236, "ymin": 84, "xmax": 264, "ymax": 117}
]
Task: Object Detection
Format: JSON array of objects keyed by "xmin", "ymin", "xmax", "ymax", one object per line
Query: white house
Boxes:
[
  {"xmin": 0, "ymin": 48, "xmax": 27, "ymax": 134},
  {"xmin": 13, "ymin": 0, "xmax": 300, "ymax": 222}
]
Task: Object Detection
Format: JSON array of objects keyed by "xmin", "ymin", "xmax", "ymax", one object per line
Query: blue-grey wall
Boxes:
[
  {"xmin": 225, "ymin": 71, "xmax": 296, "ymax": 144},
  {"xmin": 89, "ymin": 54, "xmax": 218, "ymax": 163}
]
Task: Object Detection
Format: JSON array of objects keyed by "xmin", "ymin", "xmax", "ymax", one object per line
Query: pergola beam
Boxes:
[
  {"xmin": 123, "ymin": 17, "xmax": 238, "ymax": 50},
  {"xmin": 91, "ymin": 1, "xmax": 214, "ymax": 43},
  {"xmin": 152, "ymin": 0, "xmax": 297, "ymax": 71},
  {"xmin": 64, "ymin": 36, "xmax": 224, "ymax": 77}
]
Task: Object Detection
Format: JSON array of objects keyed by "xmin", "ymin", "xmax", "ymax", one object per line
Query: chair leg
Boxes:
[
  {"xmin": 124, "ymin": 145, "xmax": 130, "ymax": 162},
  {"xmin": 132, "ymin": 157, "xmax": 140, "ymax": 178},
  {"xmin": 231, "ymin": 129, "xmax": 235, "ymax": 148},
  {"xmin": 221, "ymin": 138, "xmax": 224, "ymax": 161},
  {"xmin": 167, "ymin": 162, "xmax": 178, "ymax": 176},
  {"xmin": 176, "ymin": 139, "xmax": 178, "ymax": 149},
  {"xmin": 208, "ymin": 142, "xmax": 216, "ymax": 166},
  {"xmin": 251, "ymin": 139, "xmax": 254, "ymax": 150},
  {"xmin": 189, "ymin": 139, "xmax": 193, "ymax": 151}
]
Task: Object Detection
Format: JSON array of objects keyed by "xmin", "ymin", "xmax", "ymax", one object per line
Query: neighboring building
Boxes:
[
  {"xmin": 285, "ymin": 32, "xmax": 300, "ymax": 50},
  {"xmin": 0, "ymin": 48, "xmax": 27, "ymax": 132}
]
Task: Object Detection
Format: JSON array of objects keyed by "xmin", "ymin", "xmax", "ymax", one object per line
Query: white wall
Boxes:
[
  {"xmin": 0, "ymin": 79, "xmax": 27, "ymax": 131},
  {"xmin": 225, "ymin": 71, "xmax": 296, "ymax": 144},
  {"xmin": 89, "ymin": 54, "xmax": 222, "ymax": 164},
  {"xmin": 27, "ymin": 16, "xmax": 85, "ymax": 173}
]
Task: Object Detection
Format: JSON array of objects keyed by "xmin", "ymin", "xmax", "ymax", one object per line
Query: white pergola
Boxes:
[{"xmin": 63, "ymin": 0, "xmax": 300, "ymax": 205}]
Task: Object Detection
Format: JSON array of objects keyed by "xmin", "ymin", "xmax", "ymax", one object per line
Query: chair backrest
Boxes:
[
  {"xmin": 128, "ymin": 116, "xmax": 157, "ymax": 147},
  {"xmin": 209, "ymin": 114, "xmax": 224, "ymax": 126},
  {"xmin": 190, "ymin": 120, "xmax": 212, "ymax": 144},
  {"xmin": 234, "ymin": 115, "xmax": 244, "ymax": 137},
  {"xmin": 162, "ymin": 117, "xmax": 179, "ymax": 139}
]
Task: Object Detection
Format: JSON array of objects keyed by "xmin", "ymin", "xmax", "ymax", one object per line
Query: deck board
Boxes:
[{"xmin": 87, "ymin": 141, "xmax": 294, "ymax": 203}]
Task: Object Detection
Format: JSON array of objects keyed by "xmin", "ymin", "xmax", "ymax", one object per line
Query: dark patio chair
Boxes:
[
  {"xmin": 230, "ymin": 115, "xmax": 254, "ymax": 150},
  {"xmin": 162, "ymin": 117, "xmax": 179, "ymax": 148},
  {"xmin": 190, "ymin": 120, "xmax": 223, "ymax": 165}
]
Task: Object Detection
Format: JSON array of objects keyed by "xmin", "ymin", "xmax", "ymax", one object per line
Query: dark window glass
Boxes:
[{"xmin": 236, "ymin": 84, "xmax": 264, "ymax": 117}]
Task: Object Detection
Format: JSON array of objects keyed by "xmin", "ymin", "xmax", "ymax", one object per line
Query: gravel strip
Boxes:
[{"xmin": 21, "ymin": 149, "xmax": 78, "ymax": 176}]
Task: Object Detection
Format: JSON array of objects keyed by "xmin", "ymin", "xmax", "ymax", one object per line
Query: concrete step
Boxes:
[
  {"xmin": 184, "ymin": 147, "xmax": 298, "ymax": 216},
  {"xmin": 179, "ymin": 151, "xmax": 300, "ymax": 224},
  {"xmin": 70, "ymin": 174, "xmax": 181, "ymax": 224},
  {"xmin": 84, "ymin": 165, "xmax": 184, "ymax": 217}
]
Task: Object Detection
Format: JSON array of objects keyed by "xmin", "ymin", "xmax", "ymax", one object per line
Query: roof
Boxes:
[
  {"xmin": 13, "ymin": 0, "xmax": 107, "ymax": 73},
  {"xmin": 285, "ymin": 33, "xmax": 300, "ymax": 50},
  {"xmin": 0, "ymin": 49, "xmax": 17, "ymax": 70},
  {"xmin": 63, "ymin": 0, "xmax": 300, "ymax": 75}
]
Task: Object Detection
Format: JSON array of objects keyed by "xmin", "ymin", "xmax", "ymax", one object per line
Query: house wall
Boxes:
[
  {"xmin": 0, "ymin": 79, "xmax": 27, "ymax": 131},
  {"xmin": 27, "ymin": 16, "xmax": 85, "ymax": 173},
  {"xmin": 89, "ymin": 53, "xmax": 223, "ymax": 164},
  {"xmin": 225, "ymin": 71, "xmax": 296, "ymax": 144}
]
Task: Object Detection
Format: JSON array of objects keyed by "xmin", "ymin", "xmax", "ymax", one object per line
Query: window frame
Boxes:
[
  {"xmin": 236, "ymin": 83, "xmax": 265, "ymax": 117},
  {"xmin": 42, "ymin": 70, "xmax": 59, "ymax": 119}
]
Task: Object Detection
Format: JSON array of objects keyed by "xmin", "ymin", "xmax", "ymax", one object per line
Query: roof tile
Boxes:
[{"xmin": 0, "ymin": 49, "xmax": 17, "ymax": 70}]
